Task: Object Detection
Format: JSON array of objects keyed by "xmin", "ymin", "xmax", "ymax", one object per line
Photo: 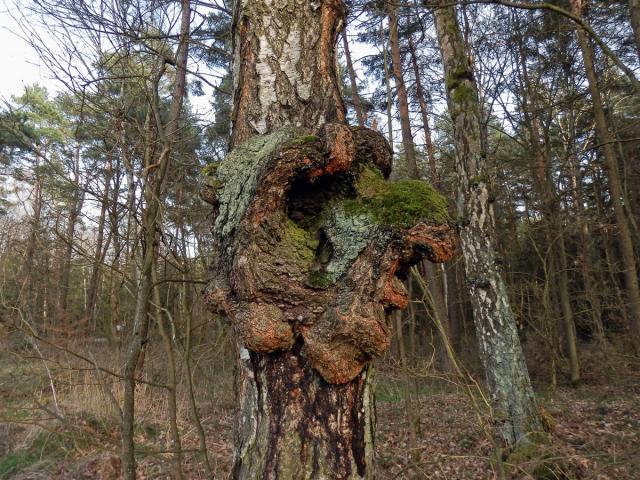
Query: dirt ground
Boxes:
[{"xmin": 1, "ymin": 340, "xmax": 639, "ymax": 479}]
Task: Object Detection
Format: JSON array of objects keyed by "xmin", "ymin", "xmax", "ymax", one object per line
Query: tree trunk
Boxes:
[
  {"xmin": 342, "ymin": 31, "xmax": 366, "ymax": 127},
  {"xmin": 387, "ymin": 1, "xmax": 419, "ymax": 179},
  {"xmin": 120, "ymin": 2, "xmax": 191, "ymax": 478},
  {"xmin": 87, "ymin": 162, "xmax": 113, "ymax": 331},
  {"xmin": 630, "ymin": 0, "xmax": 640, "ymax": 60},
  {"xmin": 407, "ymin": 32, "xmax": 437, "ymax": 185},
  {"xmin": 57, "ymin": 146, "xmax": 84, "ymax": 324},
  {"xmin": 203, "ymin": 1, "xmax": 457, "ymax": 477},
  {"xmin": 433, "ymin": 1, "xmax": 542, "ymax": 448},
  {"xmin": 514, "ymin": 25, "xmax": 580, "ymax": 383},
  {"xmin": 381, "ymin": 22, "xmax": 394, "ymax": 146},
  {"xmin": 228, "ymin": 2, "xmax": 372, "ymax": 476},
  {"xmin": 572, "ymin": 0, "xmax": 640, "ymax": 352}
]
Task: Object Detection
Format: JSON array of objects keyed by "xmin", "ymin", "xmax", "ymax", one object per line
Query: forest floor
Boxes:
[{"xmin": 0, "ymin": 338, "xmax": 639, "ymax": 479}]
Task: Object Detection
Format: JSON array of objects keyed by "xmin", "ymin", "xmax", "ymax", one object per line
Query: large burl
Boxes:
[{"xmin": 202, "ymin": 124, "xmax": 456, "ymax": 384}]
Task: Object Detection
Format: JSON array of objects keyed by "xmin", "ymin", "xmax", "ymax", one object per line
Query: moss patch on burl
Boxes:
[
  {"xmin": 341, "ymin": 167, "xmax": 449, "ymax": 228},
  {"xmin": 279, "ymin": 218, "xmax": 319, "ymax": 268},
  {"xmin": 306, "ymin": 270, "xmax": 334, "ymax": 289}
]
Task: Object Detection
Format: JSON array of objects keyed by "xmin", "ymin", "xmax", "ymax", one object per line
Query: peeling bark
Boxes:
[{"xmin": 231, "ymin": 0, "xmax": 346, "ymax": 147}]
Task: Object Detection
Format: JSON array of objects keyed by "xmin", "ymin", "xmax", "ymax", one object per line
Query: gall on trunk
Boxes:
[{"xmin": 202, "ymin": 124, "xmax": 456, "ymax": 384}]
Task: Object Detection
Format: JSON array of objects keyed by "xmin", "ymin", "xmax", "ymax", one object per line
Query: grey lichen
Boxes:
[
  {"xmin": 321, "ymin": 204, "xmax": 384, "ymax": 283},
  {"xmin": 213, "ymin": 127, "xmax": 306, "ymax": 237}
]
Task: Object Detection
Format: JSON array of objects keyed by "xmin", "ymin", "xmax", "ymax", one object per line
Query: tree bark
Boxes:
[
  {"xmin": 204, "ymin": 1, "xmax": 457, "ymax": 477},
  {"xmin": 433, "ymin": 1, "xmax": 542, "ymax": 448}
]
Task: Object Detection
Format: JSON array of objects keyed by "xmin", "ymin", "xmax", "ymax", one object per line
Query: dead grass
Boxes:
[{"xmin": 0, "ymin": 333, "xmax": 638, "ymax": 479}]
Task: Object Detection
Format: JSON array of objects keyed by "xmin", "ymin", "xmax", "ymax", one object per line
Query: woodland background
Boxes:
[{"xmin": 0, "ymin": 0, "xmax": 639, "ymax": 478}]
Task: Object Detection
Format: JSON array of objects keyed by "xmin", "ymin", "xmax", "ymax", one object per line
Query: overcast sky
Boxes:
[{"xmin": 0, "ymin": 2, "xmax": 57, "ymax": 100}]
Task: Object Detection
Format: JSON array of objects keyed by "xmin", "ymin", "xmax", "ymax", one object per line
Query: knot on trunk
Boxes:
[{"xmin": 203, "ymin": 124, "xmax": 457, "ymax": 383}]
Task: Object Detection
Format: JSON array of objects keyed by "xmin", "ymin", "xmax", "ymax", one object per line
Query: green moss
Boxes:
[
  {"xmin": 279, "ymin": 218, "xmax": 318, "ymax": 268},
  {"xmin": 468, "ymin": 175, "xmax": 487, "ymax": 185},
  {"xmin": 202, "ymin": 177, "xmax": 223, "ymax": 189},
  {"xmin": 306, "ymin": 270, "xmax": 334, "ymax": 289},
  {"xmin": 451, "ymin": 83, "xmax": 475, "ymax": 103},
  {"xmin": 286, "ymin": 135, "xmax": 319, "ymax": 148},
  {"xmin": 0, "ymin": 450, "xmax": 37, "ymax": 477},
  {"xmin": 201, "ymin": 162, "xmax": 219, "ymax": 177},
  {"xmin": 505, "ymin": 439, "xmax": 564, "ymax": 480},
  {"xmin": 341, "ymin": 167, "xmax": 449, "ymax": 228},
  {"xmin": 445, "ymin": 76, "xmax": 461, "ymax": 92},
  {"xmin": 0, "ymin": 431, "xmax": 68, "ymax": 477}
]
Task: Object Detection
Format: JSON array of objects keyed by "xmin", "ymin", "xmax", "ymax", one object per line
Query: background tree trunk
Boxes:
[
  {"xmin": 433, "ymin": 1, "xmax": 542, "ymax": 448},
  {"xmin": 342, "ymin": 31, "xmax": 366, "ymax": 127},
  {"xmin": 387, "ymin": 2, "xmax": 419, "ymax": 179},
  {"xmin": 572, "ymin": 0, "xmax": 640, "ymax": 353}
]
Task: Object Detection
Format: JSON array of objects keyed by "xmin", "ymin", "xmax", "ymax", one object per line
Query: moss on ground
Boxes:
[
  {"xmin": 341, "ymin": 167, "xmax": 449, "ymax": 228},
  {"xmin": 0, "ymin": 431, "xmax": 68, "ymax": 478}
]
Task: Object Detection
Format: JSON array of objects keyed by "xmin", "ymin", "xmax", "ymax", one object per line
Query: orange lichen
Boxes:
[
  {"xmin": 376, "ymin": 258, "xmax": 409, "ymax": 310},
  {"xmin": 405, "ymin": 223, "xmax": 458, "ymax": 263},
  {"xmin": 235, "ymin": 303, "xmax": 294, "ymax": 353}
]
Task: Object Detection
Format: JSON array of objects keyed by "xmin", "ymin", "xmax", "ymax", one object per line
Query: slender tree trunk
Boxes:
[
  {"xmin": 152, "ymin": 266, "xmax": 184, "ymax": 480},
  {"xmin": 57, "ymin": 147, "xmax": 84, "ymax": 323},
  {"xmin": 407, "ymin": 32, "xmax": 437, "ymax": 185},
  {"xmin": 568, "ymin": 158, "xmax": 605, "ymax": 340},
  {"xmin": 394, "ymin": 311, "xmax": 421, "ymax": 463},
  {"xmin": 87, "ymin": 162, "xmax": 113, "ymax": 331},
  {"xmin": 20, "ymin": 155, "xmax": 45, "ymax": 330},
  {"xmin": 121, "ymin": 2, "xmax": 191, "ymax": 478},
  {"xmin": 407, "ymin": 32, "xmax": 452, "ymax": 373},
  {"xmin": 433, "ymin": 1, "xmax": 541, "ymax": 448},
  {"xmin": 387, "ymin": 2, "xmax": 419, "ymax": 179},
  {"xmin": 572, "ymin": 0, "xmax": 640, "ymax": 352},
  {"xmin": 342, "ymin": 30, "xmax": 366, "ymax": 127},
  {"xmin": 381, "ymin": 23, "xmax": 394, "ymax": 147},
  {"xmin": 514, "ymin": 27, "xmax": 580, "ymax": 383}
]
